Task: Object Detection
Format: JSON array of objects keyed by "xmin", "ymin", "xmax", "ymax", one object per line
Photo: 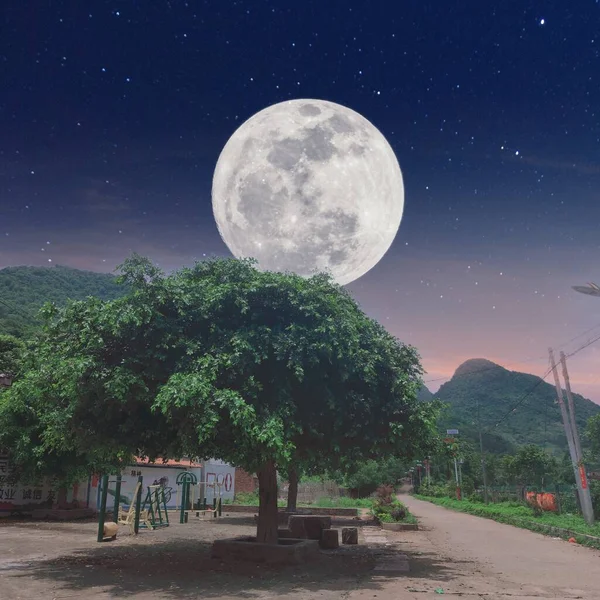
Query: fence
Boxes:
[
  {"xmin": 524, "ymin": 484, "xmax": 579, "ymax": 515},
  {"xmin": 483, "ymin": 484, "xmax": 580, "ymax": 515}
]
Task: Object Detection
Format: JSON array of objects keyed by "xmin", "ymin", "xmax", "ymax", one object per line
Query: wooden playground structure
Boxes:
[
  {"xmin": 175, "ymin": 471, "xmax": 224, "ymax": 523},
  {"xmin": 97, "ymin": 471, "xmax": 225, "ymax": 541},
  {"xmin": 97, "ymin": 475, "xmax": 170, "ymax": 542}
]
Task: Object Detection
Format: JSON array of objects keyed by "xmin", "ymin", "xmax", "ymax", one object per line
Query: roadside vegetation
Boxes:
[
  {"xmin": 372, "ymin": 485, "xmax": 416, "ymax": 524},
  {"xmin": 415, "ymin": 495, "xmax": 600, "ymax": 543},
  {"xmin": 413, "ymin": 438, "xmax": 600, "ymax": 546},
  {"xmin": 226, "ymin": 491, "xmax": 373, "ymax": 509}
]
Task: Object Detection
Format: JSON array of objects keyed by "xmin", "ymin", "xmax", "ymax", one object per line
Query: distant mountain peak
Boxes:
[
  {"xmin": 438, "ymin": 355, "xmax": 600, "ymax": 455},
  {"xmin": 453, "ymin": 358, "xmax": 504, "ymax": 378}
]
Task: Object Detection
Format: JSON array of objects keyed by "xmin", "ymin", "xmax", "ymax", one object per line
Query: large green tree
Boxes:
[
  {"xmin": 0, "ymin": 334, "xmax": 25, "ymax": 377},
  {"xmin": 0, "ymin": 255, "xmax": 438, "ymax": 543},
  {"xmin": 587, "ymin": 415, "xmax": 600, "ymax": 461},
  {"xmin": 503, "ymin": 445, "xmax": 558, "ymax": 488}
]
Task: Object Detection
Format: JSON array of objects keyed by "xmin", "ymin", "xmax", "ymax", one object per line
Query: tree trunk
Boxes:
[
  {"xmin": 256, "ymin": 460, "xmax": 278, "ymax": 544},
  {"xmin": 286, "ymin": 467, "xmax": 299, "ymax": 512}
]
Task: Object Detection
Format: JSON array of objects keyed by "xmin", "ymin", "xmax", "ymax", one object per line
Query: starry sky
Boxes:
[{"xmin": 2, "ymin": 1, "xmax": 600, "ymax": 401}]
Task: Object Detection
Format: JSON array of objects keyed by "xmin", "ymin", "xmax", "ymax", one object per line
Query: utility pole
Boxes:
[
  {"xmin": 548, "ymin": 348, "xmax": 595, "ymax": 525},
  {"xmin": 453, "ymin": 455, "xmax": 461, "ymax": 500},
  {"xmin": 560, "ymin": 351, "xmax": 584, "ymax": 461},
  {"xmin": 559, "ymin": 350, "xmax": 594, "ymax": 523},
  {"xmin": 477, "ymin": 396, "xmax": 489, "ymax": 504}
]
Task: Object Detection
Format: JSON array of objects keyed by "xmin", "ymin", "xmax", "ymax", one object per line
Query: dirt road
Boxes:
[
  {"xmin": 3, "ymin": 501, "xmax": 600, "ymax": 599},
  {"xmin": 351, "ymin": 495, "xmax": 600, "ymax": 599}
]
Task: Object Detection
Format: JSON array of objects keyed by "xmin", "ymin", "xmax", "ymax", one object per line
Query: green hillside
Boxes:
[
  {"xmin": 436, "ymin": 358, "xmax": 600, "ymax": 455},
  {"xmin": 0, "ymin": 265, "xmax": 126, "ymax": 337},
  {"xmin": 417, "ymin": 385, "xmax": 434, "ymax": 402}
]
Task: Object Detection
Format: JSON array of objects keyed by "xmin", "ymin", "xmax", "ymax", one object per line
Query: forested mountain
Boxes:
[
  {"xmin": 417, "ymin": 385, "xmax": 434, "ymax": 402},
  {"xmin": 0, "ymin": 265, "xmax": 126, "ymax": 337},
  {"xmin": 436, "ymin": 358, "xmax": 600, "ymax": 455}
]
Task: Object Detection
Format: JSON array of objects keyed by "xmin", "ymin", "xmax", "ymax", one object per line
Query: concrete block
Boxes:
[
  {"xmin": 277, "ymin": 528, "xmax": 295, "ymax": 538},
  {"xmin": 320, "ymin": 528, "xmax": 339, "ymax": 549},
  {"xmin": 288, "ymin": 515, "xmax": 332, "ymax": 540},
  {"xmin": 342, "ymin": 527, "xmax": 358, "ymax": 544}
]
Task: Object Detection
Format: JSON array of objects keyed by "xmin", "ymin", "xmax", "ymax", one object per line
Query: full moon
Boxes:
[{"xmin": 212, "ymin": 99, "xmax": 404, "ymax": 285}]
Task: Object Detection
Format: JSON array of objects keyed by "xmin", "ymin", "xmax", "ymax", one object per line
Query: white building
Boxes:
[{"xmin": 0, "ymin": 455, "xmax": 236, "ymax": 517}]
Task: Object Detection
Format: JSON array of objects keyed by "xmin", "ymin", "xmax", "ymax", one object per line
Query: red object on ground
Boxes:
[
  {"xmin": 525, "ymin": 491, "xmax": 558, "ymax": 512},
  {"xmin": 569, "ymin": 537, "xmax": 577, "ymax": 543}
]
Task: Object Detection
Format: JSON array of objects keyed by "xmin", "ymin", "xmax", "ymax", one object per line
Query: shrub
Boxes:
[
  {"xmin": 372, "ymin": 498, "xmax": 413, "ymax": 524},
  {"xmin": 375, "ymin": 484, "xmax": 394, "ymax": 505},
  {"xmin": 467, "ymin": 490, "xmax": 484, "ymax": 503},
  {"xmin": 418, "ymin": 482, "xmax": 443, "ymax": 497},
  {"xmin": 391, "ymin": 505, "xmax": 407, "ymax": 521},
  {"xmin": 234, "ymin": 491, "xmax": 260, "ymax": 505}
]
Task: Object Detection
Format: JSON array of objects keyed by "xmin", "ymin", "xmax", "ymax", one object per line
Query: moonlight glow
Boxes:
[{"xmin": 212, "ymin": 99, "xmax": 404, "ymax": 285}]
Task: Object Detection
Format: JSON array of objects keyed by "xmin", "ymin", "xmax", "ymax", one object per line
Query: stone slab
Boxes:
[
  {"xmin": 212, "ymin": 536, "xmax": 319, "ymax": 565},
  {"xmin": 288, "ymin": 515, "xmax": 332, "ymax": 540}
]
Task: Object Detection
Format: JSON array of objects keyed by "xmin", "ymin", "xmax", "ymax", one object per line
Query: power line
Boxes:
[
  {"xmin": 484, "ymin": 366, "xmax": 554, "ymax": 433},
  {"xmin": 565, "ymin": 331, "xmax": 600, "ymax": 358},
  {"xmin": 557, "ymin": 322, "xmax": 600, "ymax": 352},
  {"xmin": 488, "ymin": 331, "xmax": 600, "ymax": 435}
]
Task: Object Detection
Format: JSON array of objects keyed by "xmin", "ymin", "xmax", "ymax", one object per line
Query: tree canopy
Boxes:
[
  {"xmin": 0, "ymin": 255, "xmax": 439, "ymax": 542},
  {"xmin": 587, "ymin": 414, "xmax": 600, "ymax": 461},
  {"xmin": 0, "ymin": 334, "xmax": 25, "ymax": 376}
]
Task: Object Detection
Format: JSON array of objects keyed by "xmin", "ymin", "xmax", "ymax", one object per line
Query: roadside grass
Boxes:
[
  {"xmin": 311, "ymin": 496, "xmax": 373, "ymax": 509},
  {"xmin": 376, "ymin": 509, "xmax": 418, "ymax": 524},
  {"xmin": 415, "ymin": 494, "xmax": 600, "ymax": 547}
]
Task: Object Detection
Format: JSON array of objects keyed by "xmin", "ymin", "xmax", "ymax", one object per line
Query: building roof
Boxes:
[{"xmin": 133, "ymin": 457, "xmax": 203, "ymax": 468}]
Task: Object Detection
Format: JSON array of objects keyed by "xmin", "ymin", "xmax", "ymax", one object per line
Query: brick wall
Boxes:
[{"xmin": 234, "ymin": 468, "xmax": 258, "ymax": 495}]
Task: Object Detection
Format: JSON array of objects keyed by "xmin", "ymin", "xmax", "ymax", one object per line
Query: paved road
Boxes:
[{"xmin": 351, "ymin": 495, "xmax": 600, "ymax": 600}]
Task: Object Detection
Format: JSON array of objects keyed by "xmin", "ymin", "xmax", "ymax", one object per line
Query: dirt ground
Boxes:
[
  {"xmin": 4, "ymin": 498, "xmax": 600, "ymax": 599},
  {"xmin": 0, "ymin": 512, "xmax": 400, "ymax": 599}
]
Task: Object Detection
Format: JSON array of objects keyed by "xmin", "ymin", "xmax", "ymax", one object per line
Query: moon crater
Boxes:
[{"xmin": 212, "ymin": 99, "xmax": 404, "ymax": 285}]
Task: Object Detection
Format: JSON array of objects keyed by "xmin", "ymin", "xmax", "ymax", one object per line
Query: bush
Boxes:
[
  {"xmin": 375, "ymin": 484, "xmax": 394, "ymax": 505},
  {"xmin": 417, "ymin": 482, "xmax": 446, "ymax": 498},
  {"xmin": 590, "ymin": 480, "xmax": 600, "ymax": 518},
  {"xmin": 467, "ymin": 490, "xmax": 484, "ymax": 503},
  {"xmin": 391, "ymin": 505, "xmax": 407, "ymax": 521},
  {"xmin": 340, "ymin": 457, "xmax": 408, "ymax": 497},
  {"xmin": 460, "ymin": 475, "xmax": 475, "ymax": 497},
  {"xmin": 233, "ymin": 491, "xmax": 259, "ymax": 505},
  {"xmin": 372, "ymin": 496, "xmax": 414, "ymax": 524}
]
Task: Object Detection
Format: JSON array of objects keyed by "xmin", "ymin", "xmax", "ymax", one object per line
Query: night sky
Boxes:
[{"xmin": 2, "ymin": 1, "xmax": 600, "ymax": 400}]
